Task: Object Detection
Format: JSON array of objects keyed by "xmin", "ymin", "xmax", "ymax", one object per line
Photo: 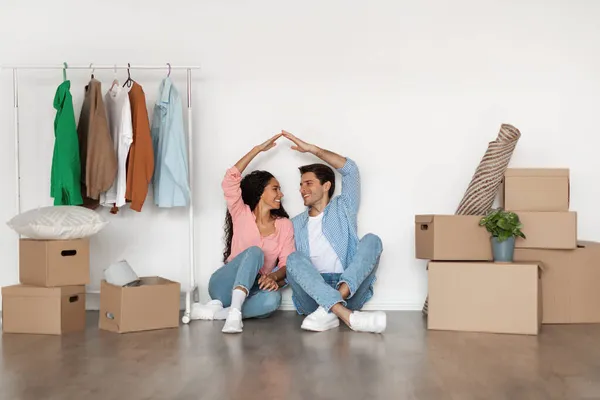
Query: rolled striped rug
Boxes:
[{"xmin": 422, "ymin": 124, "xmax": 521, "ymax": 315}]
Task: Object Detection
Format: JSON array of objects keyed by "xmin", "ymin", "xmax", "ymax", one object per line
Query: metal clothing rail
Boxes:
[
  {"xmin": 0, "ymin": 64, "xmax": 201, "ymax": 70},
  {"xmin": 1, "ymin": 63, "xmax": 200, "ymax": 325}
]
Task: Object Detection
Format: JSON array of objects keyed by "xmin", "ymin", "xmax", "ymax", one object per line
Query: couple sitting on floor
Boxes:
[{"xmin": 191, "ymin": 131, "xmax": 386, "ymax": 334}]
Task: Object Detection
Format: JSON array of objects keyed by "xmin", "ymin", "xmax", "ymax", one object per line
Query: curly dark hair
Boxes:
[{"xmin": 223, "ymin": 170, "xmax": 289, "ymax": 262}]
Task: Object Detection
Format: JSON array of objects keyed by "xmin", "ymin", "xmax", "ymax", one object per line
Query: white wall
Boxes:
[{"xmin": 1, "ymin": 0, "xmax": 600, "ymax": 311}]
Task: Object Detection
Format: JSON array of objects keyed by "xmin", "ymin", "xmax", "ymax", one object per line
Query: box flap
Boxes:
[
  {"xmin": 415, "ymin": 215, "xmax": 434, "ymax": 224},
  {"xmin": 102, "ymin": 276, "xmax": 179, "ymax": 289},
  {"xmin": 430, "ymin": 261, "xmax": 543, "ymax": 271},
  {"xmin": 139, "ymin": 276, "xmax": 178, "ymax": 286},
  {"xmin": 1, "ymin": 285, "xmax": 84, "ymax": 297},
  {"xmin": 505, "ymin": 168, "xmax": 569, "ymax": 178},
  {"xmin": 575, "ymin": 240, "xmax": 600, "ymax": 249},
  {"xmin": 496, "ymin": 261, "xmax": 544, "ymax": 272}
]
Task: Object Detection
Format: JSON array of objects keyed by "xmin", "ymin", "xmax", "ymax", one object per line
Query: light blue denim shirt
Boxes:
[
  {"xmin": 151, "ymin": 77, "xmax": 190, "ymax": 207},
  {"xmin": 291, "ymin": 158, "xmax": 361, "ymax": 270}
]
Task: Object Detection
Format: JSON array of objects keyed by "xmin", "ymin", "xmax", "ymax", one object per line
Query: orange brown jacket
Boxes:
[{"xmin": 125, "ymin": 82, "xmax": 154, "ymax": 211}]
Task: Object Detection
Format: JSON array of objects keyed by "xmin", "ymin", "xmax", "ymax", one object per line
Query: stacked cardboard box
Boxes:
[
  {"xmin": 415, "ymin": 167, "xmax": 600, "ymax": 334},
  {"xmin": 504, "ymin": 169, "xmax": 600, "ymax": 324},
  {"xmin": 2, "ymin": 239, "xmax": 89, "ymax": 335},
  {"xmin": 501, "ymin": 169, "xmax": 577, "ymax": 250},
  {"xmin": 415, "ymin": 215, "xmax": 542, "ymax": 335},
  {"xmin": 1, "ymin": 237, "xmax": 181, "ymax": 335},
  {"xmin": 426, "ymin": 260, "xmax": 542, "ymax": 335}
]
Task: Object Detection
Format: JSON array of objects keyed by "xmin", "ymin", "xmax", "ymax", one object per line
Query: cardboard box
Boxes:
[
  {"xmin": 19, "ymin": 238, "xmax": 90, "ymax": 287},
  {"xmin": 1, "ymin": 285, "xmax": 85, "ymax": 335},
  {"xmin": 427, "ymin": 261, "xmax": 542, "ymax": 335},
  {"xmin": 415, "ymin": 215, "xmax": 492, "ymax": 261},
  {"xmin": 514, "ymin": 241, "xmax": 600, "ymax": 323},
  {"xmin": 501, "ymin": 168, "xmax": 569, "ymax": 211},
  {"xmin": 515, "ymin": 211, "xmax": 577, "ymax": 249},
  {"xmin": 99, "ymin": 277, "xmax": 180, "ymax": 333}
]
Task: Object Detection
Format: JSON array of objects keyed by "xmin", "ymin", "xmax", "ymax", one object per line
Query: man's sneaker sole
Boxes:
[{"xmin": 301, "ymin": 318, "xmax": 340, "ymax": 332}]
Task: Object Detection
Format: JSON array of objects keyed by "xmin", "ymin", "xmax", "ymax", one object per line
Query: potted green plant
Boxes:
[{"xmin": 479, "ymin": 208, "xmax": 526, "ymax": 262}]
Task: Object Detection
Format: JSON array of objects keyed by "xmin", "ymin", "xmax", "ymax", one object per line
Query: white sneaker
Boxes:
[
  {"xmin": 222, "ymin": 308, "xmax": 243, "ymax": 333},
  {"xmin": 349, "ymin": 311, "xmax": 387, "ymax": 333},
  {"xmin": 191, "ymin": 300, "xmax": 223, "ymax": 320},
  {"xmin": 301, "ymin": 306, "xmax": 340, "ymax": 332}
]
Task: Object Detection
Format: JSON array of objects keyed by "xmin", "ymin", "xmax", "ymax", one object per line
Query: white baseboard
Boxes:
[{"xmin": 85, "ymin": 292, "xmax": 423, "ymax": 312}]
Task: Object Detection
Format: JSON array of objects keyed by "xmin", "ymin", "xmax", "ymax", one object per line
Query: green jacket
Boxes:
[{"xmin": 51, "ymin": 80, "xmax": 83, "ymax": 205}]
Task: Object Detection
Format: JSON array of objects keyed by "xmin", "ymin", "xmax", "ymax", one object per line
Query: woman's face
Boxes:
[{"xmin": 260, "ymin": 177, "xmax": 284, "ymax": 209}]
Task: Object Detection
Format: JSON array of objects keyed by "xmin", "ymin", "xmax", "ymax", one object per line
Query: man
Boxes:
[{"xmin": 282, "ymin": 131, "xmax": 386, "ymax": 333}]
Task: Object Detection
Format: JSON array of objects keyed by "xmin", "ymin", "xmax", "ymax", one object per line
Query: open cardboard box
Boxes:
[{"xmin": 99, "ymin": 276, "xmax": 180, "ymax": 333}]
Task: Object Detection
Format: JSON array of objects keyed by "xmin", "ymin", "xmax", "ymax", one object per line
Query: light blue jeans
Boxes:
[
  {"xmin": 208, "ymin": 246, "xmax": 282, "ymax": 319},
  {"xmin": 286, "ymin": 233, "xmax": 383, "ymax": 315}
]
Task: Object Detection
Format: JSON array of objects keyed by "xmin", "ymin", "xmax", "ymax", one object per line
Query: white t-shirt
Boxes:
[
  {"xmin": 307, "ymin": 212, "xmax": 344, "ymax": 274},
  {"xmin": 100, "ymin": 86, "xmax": 133, "ymax": 208}
]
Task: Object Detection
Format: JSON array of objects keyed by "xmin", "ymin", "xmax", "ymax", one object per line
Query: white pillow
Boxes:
[{"xmin": 7, "ymin": 206, "xmax": 108, "ymax": 240}]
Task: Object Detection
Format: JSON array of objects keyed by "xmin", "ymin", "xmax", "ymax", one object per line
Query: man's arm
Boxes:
[
  {"xmin": 313, "ymin": 147, "xmax": 346, "ymax": 169},
  {"xmin": 281, "ymin": 130, "xmax": 346, "ymax": 168}
]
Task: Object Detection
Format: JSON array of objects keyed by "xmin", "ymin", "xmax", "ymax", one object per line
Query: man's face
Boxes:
[{"xmin": 299, "ymin": 172, "xmax": 328, "ymax": 207}]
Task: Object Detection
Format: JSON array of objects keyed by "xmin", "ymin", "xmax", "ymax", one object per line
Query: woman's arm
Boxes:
[
  {"xmin": 222, "ymin": 133, "xmax": 283, "ymax": 217},
  {"xmin": 234, "ymin": 133, "xmax": 282, "ymax": 174}
]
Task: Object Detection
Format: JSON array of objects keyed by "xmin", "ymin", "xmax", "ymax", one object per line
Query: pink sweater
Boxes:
[{"xmin": 222, "ymin": 166, "xmax": 296, "ymax": 275}]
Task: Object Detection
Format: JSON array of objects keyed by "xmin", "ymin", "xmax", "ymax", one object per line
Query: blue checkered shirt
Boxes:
[{"xmin": 291, "ymin": 158, "xmax": 360, "ymax": 270}]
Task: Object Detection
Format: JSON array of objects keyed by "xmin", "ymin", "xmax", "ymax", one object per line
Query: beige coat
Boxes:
[{"xmin": 77, "ymin": 79, "xmax": 117, "ymax": 202}]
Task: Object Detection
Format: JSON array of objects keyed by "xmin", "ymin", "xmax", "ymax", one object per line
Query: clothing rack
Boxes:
[{"xmin": 0, "ymin": 63, "xmax": 201, "ymax": 324}]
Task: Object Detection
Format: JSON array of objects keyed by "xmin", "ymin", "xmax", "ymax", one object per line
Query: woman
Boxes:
[{"xmin": 192, "ymin": 133, "xmax": 295, "ymax": 333}]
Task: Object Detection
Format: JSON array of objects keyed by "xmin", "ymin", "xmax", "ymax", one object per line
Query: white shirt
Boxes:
[
  {"xmin": 307, "ymin": 212, "xmax": 344, "ymax": 274},
  {"xmin": 100, "ymin": 86, "xmax": 133, "ymax": 208}
]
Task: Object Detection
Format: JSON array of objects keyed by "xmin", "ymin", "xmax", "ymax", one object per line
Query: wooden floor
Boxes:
[{"xmin": 1, "ymin": 311, "xmax": 600, "ymax": 400}]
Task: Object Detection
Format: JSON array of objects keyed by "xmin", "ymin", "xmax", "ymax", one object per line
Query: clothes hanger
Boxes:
[
  {"xmin": 122, "ymin": 63, "xmax": 133, "ymax": 88},
  {"xmin": 167, "ymin": 63, "xmax": 171, "ymax": 78},
  {"xmin": 89, "ymin": 63, "xmax": 95, "ymax": 79},
  {"xmin": 62, "ymin": 62, "xmax": 68, "ymax": 82},
  {"xmin": 110, "ymin": 64, "xmax": 119, "ymax": 91}
]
